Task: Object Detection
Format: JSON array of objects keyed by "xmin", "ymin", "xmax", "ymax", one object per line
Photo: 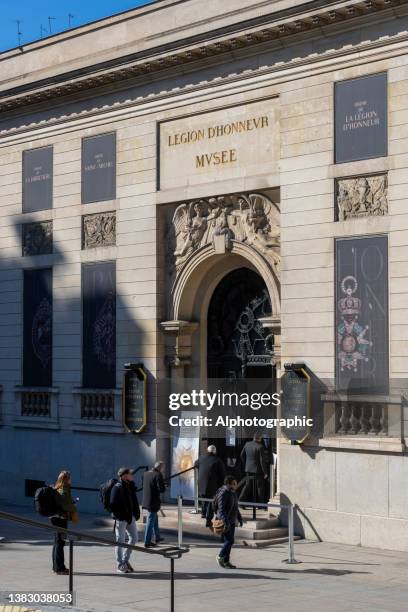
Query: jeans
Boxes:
[
  {"xmin": 144, "ymin": 511, "xmax": 161, "ymax": 545},
  {"xmin": 219, "ymin": 525, "xmax": 235, "ymax": 562},
  {"xmin": 51, "ymin": 516, "xmax": 67, "ymax": 572},
  {"xmin": 201, "ymin": 501, "xmax": 214, "ymax": 524},
  {"xmin": 115, "ymin": 517, "xmax": 138, "ymax": 566}
]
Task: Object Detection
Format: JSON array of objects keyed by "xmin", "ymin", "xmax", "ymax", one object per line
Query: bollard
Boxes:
[
  {"xmin": 194, "ymin": 468, "xmax": 199, "ymax": 514},
  {"xmin": 68, "ymin": 539, "xmax": 74, "ymax": 604},
  {"xmin": 269, "ymin": 463, "xmax": 275, "ymax": 499},
  {"xmin": 284, "ymin": 504, "xmax": 299, "ymax": 564},
  {"xmin": 170, "ymin": 557, "xmax": 175, "ymax": 612},
  {"xmin": 177, "ymin": 495, "xmax": 183, "ymax": 548}
]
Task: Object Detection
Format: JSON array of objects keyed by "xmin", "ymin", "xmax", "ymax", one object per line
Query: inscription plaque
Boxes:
[
  {"xmin": 123, "ymin": 364, "xmax": 147, "ymax": 433},
  {"xmin": 335, "ymin": 73, "xmax": 387, "ymax": 163},
  {"xmin": 22, "ymin": 146, "xmax": 53, "ymax": 212},
  {"xmin": 82, "ymin": 133, "xmax": 116, "ymax": 203},
  {"xmin": 281, "ymin": 364, "xmax": 311, "ymax": 443},
  {"xmin": 159, "ymin": 99, "xmax": 279, "ymax": 190}
]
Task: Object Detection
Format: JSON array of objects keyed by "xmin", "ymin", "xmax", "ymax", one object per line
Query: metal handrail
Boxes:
[
  {"xmin": 0, "ymin": 509, "xmax": 189, "ymax": 611},
  {"xmin": 176, "ymin": 495, "xmax": 299, "ymax": 565}
]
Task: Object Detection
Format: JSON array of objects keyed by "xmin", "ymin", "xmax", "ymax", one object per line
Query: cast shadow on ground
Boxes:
[{"xmin": 74, "ymin": 570, "xmax": 287, "ymax": 581}]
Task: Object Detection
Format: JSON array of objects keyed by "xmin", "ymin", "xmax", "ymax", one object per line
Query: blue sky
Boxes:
[{"xmin": 0, "ymin": 0, "xmax": 154, "ymax": 52}]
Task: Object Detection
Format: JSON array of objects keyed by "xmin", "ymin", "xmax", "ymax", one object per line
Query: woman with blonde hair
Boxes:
[{"xmin": 51, "ymin": 470, "xmax": 79, "ymax": 575}]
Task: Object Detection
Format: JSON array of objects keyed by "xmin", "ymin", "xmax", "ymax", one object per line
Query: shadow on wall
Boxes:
[
  {"xmin": 278, "ymin": 492, "xmax": 321, "ymax": 542},
  {"xmin": 0, "ymin": 217, "xmax": 157, "ymax": 514}
]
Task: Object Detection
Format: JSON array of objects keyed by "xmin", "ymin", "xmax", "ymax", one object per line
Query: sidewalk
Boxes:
[{"xmin": 1, "ymin": 503, "xmax": 408, "ymax": 612}]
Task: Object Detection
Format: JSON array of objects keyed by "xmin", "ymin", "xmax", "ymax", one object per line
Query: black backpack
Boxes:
[
  {"xmin": 100, "ymin": 478, "xmax": 118, "ymax": 512},
  {"xmin": 34, "ymin": 486, "xmax": 61, "ymax": 517}
]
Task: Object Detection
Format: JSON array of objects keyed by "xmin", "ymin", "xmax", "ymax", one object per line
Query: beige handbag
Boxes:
[{"xmin": 212, "ymin": 517, "xmax": 226, "ymax": 535}]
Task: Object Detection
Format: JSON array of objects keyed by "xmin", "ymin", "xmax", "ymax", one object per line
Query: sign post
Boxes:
[
  {"xmin": 123, "ymin": 363, "xmax": 147, "ymax": 433},
  {"xmin": 281, "ymin": 363, "xmax": 311, "ymax": 444}
]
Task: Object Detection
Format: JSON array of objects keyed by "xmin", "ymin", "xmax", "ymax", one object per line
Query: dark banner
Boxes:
[
  {"xmin": 22, "ymin": 146, "xmax": 53, "ymax": 212},
  {"xmin": 335, "ymin": 73, "xmax": 387, "ymax": 163},
  {"xmin": 23, "ymin": 268, "xmax": 52, "ymax": 387},
  {"xmin": 82, "ymin": 261, "xmax": 116, "ymax": 389},
  {"xmin": 82, "ymin": 132, "xmax": 116, "ymax": 203},
  {"xmin": 336, "ymin": 235, "xmax": 388, "ymax": 394}
]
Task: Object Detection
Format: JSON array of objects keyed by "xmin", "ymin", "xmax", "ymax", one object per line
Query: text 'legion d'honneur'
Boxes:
[{"xmin": 166, "ymin": 114, "xmax": 270, "ymax": 168}]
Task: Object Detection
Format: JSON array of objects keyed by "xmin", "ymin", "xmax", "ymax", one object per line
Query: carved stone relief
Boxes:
[
  {"xmin": 22, "ymin": 221, "xmax": 53, "ymax": 256},
  {"xmin": 82, "ymin": 212, "xmax": 116, "ymax": 249},
  {"xmin": 166, "ymin": 192, "xmax": 280, "ymax": 282},
  {"xmin": 336, "ymin": 174, "xmax": 388, "ymax": 221}
]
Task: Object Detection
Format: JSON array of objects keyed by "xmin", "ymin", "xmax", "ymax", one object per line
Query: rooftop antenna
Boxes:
[
  {"xmin": 68, "ymin": 13, "xmax": 74, "ymax": 28},
  {"xmin": 47, "ymin": 16, "xmax": 56, "ymax": 34},
  {"xmin": 14, "ymin": 20, "xmax": 23, "ymax": 47},
  {"xmin": 40, "ymin": 24, "xmax": 48, "ymax": 39}
]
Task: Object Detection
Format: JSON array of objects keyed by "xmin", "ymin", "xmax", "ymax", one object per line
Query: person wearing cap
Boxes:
[
  {"xmin": 194, "ymin": 445, "xmax": 226, "ymax": 528},
  {"xmin": 142, "ymin": 461, "xmax": 166, "ymax": 547},
  {"xmin": 110, "ymin": 467, "xmax": 140, "ymax": 573}
]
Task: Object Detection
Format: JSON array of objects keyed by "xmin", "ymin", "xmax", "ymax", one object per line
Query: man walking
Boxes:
[
  {"xmin": 110, "ymin": 467, "xmax": 140, "ymax": 573},
  {"xmin": 142, "ymin": 461, "xmax": 166, "ymax": 547},
  {"xmin": 239, "ymin": 433, "xmax": 268, "ymax": 503},
  {"xmin": 214, "ymin": 476, "xmax": 243, "ymax": 569},
  {"xmin": 195, "ymin": 445, "xmax": 225, "ymax": 527}
]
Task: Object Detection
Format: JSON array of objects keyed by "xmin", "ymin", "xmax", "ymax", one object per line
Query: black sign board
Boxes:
[
  {"xmin": 336, "ymin": 235, "xmax": 388, "ymax": 394},
  {"xmin": 281, "ymin": 365, "xmax": 311, "ymax": 443},
  {"xmin": 123, "ymin": 364, "xmax": 147, "ymax": 433},
  {"xmin": 335, "ymin": 73, "xmax": 387, "ymax": 163},
  {"xmin": 82, "ymin": 261, "xmax": 116, "ymax": 389},
  {"xmin": 82, "ymin": 132, "xmax": 116, "ymax": 203},
  {"xmin": 22, "ymin": 146, "xmax": 53, "ymax": 212},
  {"xmin": 23, "ymin": 268, "xmax": 52, "ymax": 387}
]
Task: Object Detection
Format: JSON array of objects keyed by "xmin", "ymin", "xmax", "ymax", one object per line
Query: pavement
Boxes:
[{"xmin": 1, "ymin": 503, "xmax": 408, "ymax": 612}]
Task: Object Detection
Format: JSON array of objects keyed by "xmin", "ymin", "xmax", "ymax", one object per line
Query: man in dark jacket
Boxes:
[
  {"xmin": 110, "ymin": 467, "xmax": 140, "ymax": 573},
  {"xmin": 239, "ymin": 433, "xmax": 268, "ymax": 503},
  {"xmin": 142, "ymin": 461, "xmax": 166, "ymax": 547},
  {"xmin": 195, "ymin": 445, "xmax": 225, "ymax": 527},
  {"xmin": 214, "ymin": 476, "xmax": 243, "ymax": 569}
]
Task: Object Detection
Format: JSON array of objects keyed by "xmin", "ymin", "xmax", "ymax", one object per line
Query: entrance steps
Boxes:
[
  {"xmin": 95, "ymin": 505, "xmax": 302, "ymax": 548},
  {"xmin": 157, "ymin": 505, "xmax": 302, "ymax": 548}
]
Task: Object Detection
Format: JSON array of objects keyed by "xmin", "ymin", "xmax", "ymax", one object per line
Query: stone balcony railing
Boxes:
[
  {"xmin": 72, "ymin": 388, "xmax": 124, "ymax": 433},
  {"xmin": 319, "ymin": 392, "xmax": 406, "ymax": 452},
  {"xmin": 13, "ymin": 386, "xmax": 60, "ymax": 429},
  {"xmin": 21, "ymin": 390, "xmax": 51, "ymax": 417},
  {"xmin": 336, "ymin": 402, "xmax": 388, "ymax": 436},
  {"xmin": 80, "ymin": 391, "xmax": 114, "ymax": 420}
]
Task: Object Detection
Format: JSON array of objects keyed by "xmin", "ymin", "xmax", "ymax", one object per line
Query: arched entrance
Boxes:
[
  {"xmin": 207, "ymin": 268, "xmax": 274, "ymax": 379},
  {"xmin": 206, "ymin": 267, "xmax": 276, "ymax": 489}
]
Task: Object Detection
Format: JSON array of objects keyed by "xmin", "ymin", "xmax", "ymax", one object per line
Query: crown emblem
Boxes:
[{"xmin": 338, "ymin": 276, "xmax": 361, "ymax": 316}]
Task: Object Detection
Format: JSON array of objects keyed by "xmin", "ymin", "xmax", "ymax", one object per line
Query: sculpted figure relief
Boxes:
[
  {"xmin": 337, "ymin": 174, "xmax": 388, "ymax": 221},
  {"xmin": 170, "ymin": 192, "xmax": 280, "ymax": 275}
]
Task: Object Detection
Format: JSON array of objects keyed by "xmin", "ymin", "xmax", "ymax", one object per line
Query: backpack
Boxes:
[
  {"xmin": 99, "ymin": 478, "xmax": 118, "ymax": 513},
  {"xmin": 34, "ymin": 486, "xmax": 61, "ymax": 517}
]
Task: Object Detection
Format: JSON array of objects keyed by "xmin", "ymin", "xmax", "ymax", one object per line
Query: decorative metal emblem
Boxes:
[
  {"xmin": 93, "ymin": 291, "xmax": 116, "ymax": 369},
  {"xmin": 22, "ymin": 221, "xmax": 53, "ymax": 256},
  {"xmin": 337, "ymin": 276, "xmax": 372, "ymax": 372},
  {"xmin": 232, "ymin": 289, "xmax": 273, "ymax": 365},
  {"xmin": 83, "ymin": 212, "xmax": 116, "ymax": 249},
  {"xmin": 31, "ymin": 297, "xmax": 52, "ymax": 368},
  {"xmin": 336, "ymin": 174, "xmax": 388, "ymax": 221}
]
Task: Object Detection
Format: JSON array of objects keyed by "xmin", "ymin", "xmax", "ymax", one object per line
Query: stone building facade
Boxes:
[{"xmin": 1, "ymin": 0, "xmax": 408, "ymax": 551}]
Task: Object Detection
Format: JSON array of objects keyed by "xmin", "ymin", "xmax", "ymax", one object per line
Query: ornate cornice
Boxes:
[{"xmin": 0, "ymin": 0, "xmax": 405, "ymax": 115}]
